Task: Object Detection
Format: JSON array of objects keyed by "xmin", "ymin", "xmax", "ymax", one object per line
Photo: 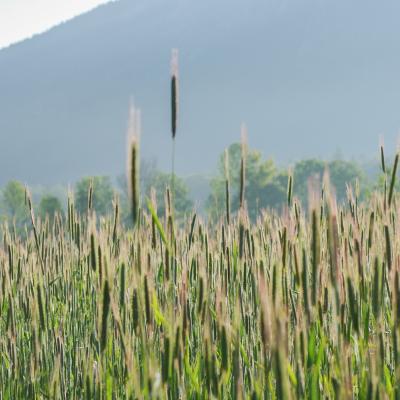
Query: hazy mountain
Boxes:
[{"xmin": 1, "ymin": 0, "xmax": 400, "ymax": 185}]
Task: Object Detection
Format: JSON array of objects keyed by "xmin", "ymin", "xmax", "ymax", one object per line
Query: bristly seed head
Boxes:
[
  {"xmin": 171, "ymin": 49, "xmax": 179, "ymax": 139},
  {"xmin": 239, "ymin": 124, "xmax": 247, "ymax": 209},
  {"xmin": 126, "ymin": 101, "xmax": 141, "ymax": 227}
]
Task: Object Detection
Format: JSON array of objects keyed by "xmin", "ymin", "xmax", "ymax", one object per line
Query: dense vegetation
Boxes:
[
  {"xmin": 0, "ymin": 147, "xmax": 399, "ymax": 398},
  {"xmin": 1, "ymin": 42, "xmax": 398, "ymax": 398},
  {"xmin": 0, "ymin": 144, "xmax": 379, "ymax": 228},
  {"xmin": 206, "ymin": 143, "xmax": 368, "ymax": 220}
]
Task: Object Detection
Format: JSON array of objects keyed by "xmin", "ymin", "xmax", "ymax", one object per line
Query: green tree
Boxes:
[
  {"xmin": 0, "ymin": 180, "xmax": 29, "ymax": 228},
  {"xmin": 75, "ymin": 176, "xmax": 114, "ymax": 216},
  {"xmin": 2, "ymin": 180, "xmax": 26, "ymax": 216},
  {"xmin": 39, "ymin": 195, "xmax": 64, "ymax": 222},
  {"xmin": 291, "ymin": 159, "xmax": 365, "ymax": 207},
  {"xmin": 117, "ymin": 160, "xmax": 193, "ymax": 223},
  {"xmin": 144, "ymin": 171, "xmax": 193, "ymax": 219},
  {"xmin": 328, "ymin": 159, "xmax": 365, "ymax": 202},
  {"xmin": 207, "ymin": 143, "xmax": 287, "ymax": 220},
  {"xmin": 366, "ymin": 163, "xmax": 400, "ymax": 200},
  {"xmin": 292, "ymin": 159, "xmax": 325, "ymax": 207},
  {"xmin": 257, "ymin": 172, "xmax": 289, "ymax": 212}
]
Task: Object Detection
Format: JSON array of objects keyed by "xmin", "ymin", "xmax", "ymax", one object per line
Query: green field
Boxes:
[
  {"xmin": 0, "ymin": 157, "xmax": 399, "ymax": 399},
  {"xmin": 0, "ymin": 50, "xmax": 399, "ymax": 400}
]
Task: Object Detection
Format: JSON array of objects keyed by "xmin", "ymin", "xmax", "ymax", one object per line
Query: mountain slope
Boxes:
[{"xmin": 1, "ymin": 0, "xmax": 400, "ymax": 185}]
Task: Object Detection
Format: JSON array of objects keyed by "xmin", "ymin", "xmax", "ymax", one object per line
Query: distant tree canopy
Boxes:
[
  {"xmin": 0, "ymin": 151, "xmax": 379, "ymax": 228},
  {"xmin": 39, "ymin": 195, "xmax": 63, "ymax": 221},
  {"xmin": 143, "ymin": 172, "xmax": 193, "ymax": 218},
  {"xmin": 1, "ymin": 180, "xmax": 26, "ymax": 216},
  {"xmin": 207, "ymin": 143, "xmax": 366, "ymax": 220},
  {"xmin": 117, "ymin": 160, "xmax": 194, "ymax": 224},
  {"xmin": 206, "ymin": 143, "xmax": 287, "ymax": 220},
  {"xmin": 368, "ymin": 159, "xmax": 400, "ymax": 197},
  {"xmin": 74, "ymin": 176, "xmax": 114, "ymax": 216},
  {"xmin": 292, "ymin": 159, "xmax": 365, "ymax": 206},
  {"xmin": 0, "ymin": 180, "xmax": 30, "ymax": 229}
]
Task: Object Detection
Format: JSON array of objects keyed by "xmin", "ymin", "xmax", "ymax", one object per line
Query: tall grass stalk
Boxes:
[
  {"xmin": 224, "ymin": 149, "xmax": 231, "ymax": 224},
  {"xmin": 239, "ymin": 124, "xmax": 247, "ymax": 210},
  {"xmin": 127, "ymin": 103, "xmax": 141, "ymax": 227},
  {"xmin": 100, "ymin": 280, "xmax": 111, "ymax": 353},
  {"xmin": 171, "ymin": 49, "xmax": 179, "ymax": 205},
  {"xmin": 388, "ymin": 152, "xmax": 399, "ymax": 206},
  {"xmin": 0, "ymin": 143, "xmax": 399, "ymax": 398}
]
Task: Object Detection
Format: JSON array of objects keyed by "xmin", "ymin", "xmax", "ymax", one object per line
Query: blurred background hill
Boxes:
[{"xmin": 1, "ymin": 0, "xmax": 400, "ymax": 187}]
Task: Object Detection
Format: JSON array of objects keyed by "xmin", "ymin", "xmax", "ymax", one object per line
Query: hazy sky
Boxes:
[{"xmin": 0, "ymin": 0, "xmax": 112, "ymax": 49}]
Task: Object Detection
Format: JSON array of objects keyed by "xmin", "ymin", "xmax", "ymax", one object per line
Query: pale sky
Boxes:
[{"xmin": 0, "ymin": 0, "xmax": 112, "ymax": 49}]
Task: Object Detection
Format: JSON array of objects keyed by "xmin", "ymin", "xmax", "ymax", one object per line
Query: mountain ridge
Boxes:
[
  {"xmin": 1, "ymin": 0, "xmax": 400, "ymax": 185},
  {"xmin": 0, "ymin": 1, "xmax": 114, "ymax": 52}
]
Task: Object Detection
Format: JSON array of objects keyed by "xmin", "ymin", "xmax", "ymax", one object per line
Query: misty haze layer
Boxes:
[{"xmin": 0, "ymin": 0, "xmax": 399, "ymax": 185}]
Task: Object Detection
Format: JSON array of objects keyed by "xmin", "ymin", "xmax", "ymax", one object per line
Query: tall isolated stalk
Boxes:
[
  {"xmin": 239, "ymin": 123, "xmax": 247, "ymax": 210},
  {"xmin": 388, "ymin": 152, "xmax": 399, "ymax": 207},
  {"xmin": 127, "ymin": 101, "xmax": 141, "ymax": 227},
  {"xmin": 224, "ymin": 149, "xmax": 231, "ymax": 224},
  {"xmin": 380, "ymin": 137, "xmax": 387, "ymax": 210},
  {"xmin": 171, "ymin": 49, "xmax": 179, "ymax": 206}
]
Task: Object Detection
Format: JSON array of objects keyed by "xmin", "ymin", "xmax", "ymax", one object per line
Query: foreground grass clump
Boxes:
[{"xmin": 0, "ymin": 186, "xmax": 400, "ymax": 399}]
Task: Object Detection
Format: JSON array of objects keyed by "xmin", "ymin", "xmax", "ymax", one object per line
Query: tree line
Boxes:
[{"xmin": 0, "ymin": 143, "xmax": 391, "ymax": 229}]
